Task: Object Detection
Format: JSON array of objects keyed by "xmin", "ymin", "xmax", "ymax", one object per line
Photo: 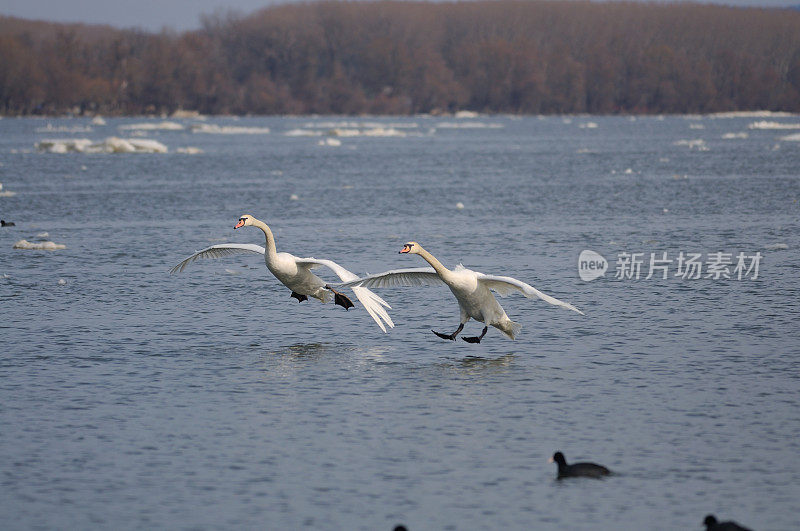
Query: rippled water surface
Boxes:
[{"xmin": 1, "ymin": 115, "xmax": 799, "ymax": 530}]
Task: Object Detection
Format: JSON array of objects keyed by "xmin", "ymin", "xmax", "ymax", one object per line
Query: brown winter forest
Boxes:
[{"xmin": 1, "ymin": 0, "xmax": 800, "ymax": 115}]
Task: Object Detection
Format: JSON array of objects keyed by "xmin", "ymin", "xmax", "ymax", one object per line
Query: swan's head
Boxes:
[
  {"xmin": 234, "ymin": 214, "xmax": 255, "ymax": 229},
  {"xmin": 399, "ymin": 241, "xmax": 421, "ymax": 254}
]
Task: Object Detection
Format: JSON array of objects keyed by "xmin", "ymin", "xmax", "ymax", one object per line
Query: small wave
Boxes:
[{"xmin": 13, "ymin": 239, "xmax": 66, "ymax": 250}]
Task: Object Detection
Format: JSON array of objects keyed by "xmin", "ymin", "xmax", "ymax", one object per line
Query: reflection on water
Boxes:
[{"xmin": 441, "ymin": 353, "xmax": 518, "ymax": 374}]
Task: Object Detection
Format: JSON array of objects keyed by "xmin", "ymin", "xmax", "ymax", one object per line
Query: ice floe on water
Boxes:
[
  {"xmin": 578, "ymin": 122, "xmax": 599, "ymax": 129},
  {"xmin": 91, "ymin": 116, "xmax": 106, "ymax": 125},
  {"xmin": 764, "ymin": 243, "xmax": 789, "ymax": 250},
  {"xmin": 285, "ymin": 128, "xmax": 323, "ymax": 137},
  {"xmin": 318, "ymin": 138, "xmax": 342, "ymax": 146},
  {"xmin": 454, "ymin": 110, "xmax": 480, "ymax": 118},
  {"xmin": 190, "ymin": 124, "xmax": 270, "ymax": 134},
  {"xmin": 327, "ymin": 127, "xmax": 406, "ymax": 137},
  {"xmin": 674, "ymin": 139, "xmax": 709, "ymax": 151},
  {"xmin": 36, "ymin": 137, "xmax": 168, "ymax": 154},
  {"xmin": 780, "ymin": 133, "xmax": 800, "ymax": 142},
  {"xmin": 434, "ymin": 121, "xmax": 503, "ymax": 129},
  {"xmin": 118, "ymin": 121, "xmax": 184, "ymax": 131},
  {"xmin": 13, "ymin": 239, "xmax": 66, "ymax": 250},
  {"xmin": 722, "ymin": 132, "xmax": 749, "ymax": 139},
  {"xmin": 748, "ymin": 121, "xmax": 800, "ymax": 130},
  {"xmin": 709, "ymin": 111, "xmax": 796, "ymax": 119},
  {"xmin": 0, "ymin": 183, "xmax": 16, "ymax": 197},
  {"xmin": 176, "ymin": 147, "xmax": 203, "ymax": 154},
  {"xmin": 35, "ymin": 123, "xmax": 93, "ymax": 133}
]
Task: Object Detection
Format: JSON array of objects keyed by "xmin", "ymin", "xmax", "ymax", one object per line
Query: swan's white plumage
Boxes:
[
  {"xmin": 170, "ymin": 243, "xmax": 265, "ymax": 273},
  {"xmin": 170, "ymin": 219, "xmax": 393, "ymax": 332},
  {"xmin": 337, "ymin": 242, "xmax": 583, "ymax": 340}
]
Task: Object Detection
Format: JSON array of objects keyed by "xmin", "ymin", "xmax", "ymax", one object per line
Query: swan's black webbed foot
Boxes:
[
  {"xmin": 432, "ymin": 323, "xmax": 464, "ymax": 341},
  {"xmin": 290, "ymin": 292, "xmax": 308, "ymax": 303},
  {"xmin": 432, "ymin": 330, "xmax": 457, "ymax": 341},
  {"xmin": 462, "ymin": 326, "xmax": 488, "ymax": 344},
  {"xmin": 325, "ymin": 285, "xmax": 354, "ymax": 310}
]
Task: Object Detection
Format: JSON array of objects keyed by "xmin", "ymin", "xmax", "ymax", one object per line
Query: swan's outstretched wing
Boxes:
[
  {"xmin": 477, "ymin": 274, "xmax": 585, "ymax": 315},
  {"xmin": 170, "ymin": 243, "xmax": 265, "ymax": 273},
  {"xmin": 297, "ymin": 257, "xmax": 395, "ymax": 333},
  {"xmin": 336, "ymin": 267, "xmax": 444, "ymax": 289}
]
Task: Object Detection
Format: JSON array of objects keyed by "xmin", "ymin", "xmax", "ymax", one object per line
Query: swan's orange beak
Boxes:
[
  {"xmin": 399, "ymin": 246, "xmax": 410, "ymax": 254},
  {"xmin": 234, "ymin": 219, "xmax": 245, "ymax": 229}
]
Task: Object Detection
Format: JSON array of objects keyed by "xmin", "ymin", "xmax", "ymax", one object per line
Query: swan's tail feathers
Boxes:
[
  {"xmin": 497, "ymin": 319, "xmax": 522, "ymax": 340},
  {"xmin": 351, "ymin": 286, "xmax": 394, "ymax": 333}
]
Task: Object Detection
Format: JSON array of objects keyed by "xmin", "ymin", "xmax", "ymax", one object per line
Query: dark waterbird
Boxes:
[
  {"xmin": 549, "ymin": 451, "xmax": 611, "ymax": 479},
  {"xmin": 703, "ymin": 514, "xmax": 752, "ymax": 531},
  {"xmin": 1, "ymin": 220, "xmax": 15, "ymax": 227}
]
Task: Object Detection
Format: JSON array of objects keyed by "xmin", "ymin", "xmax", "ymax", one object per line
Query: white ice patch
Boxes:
[
  {"xmin": 13, "ymin": 239, "xmax": 66, "ymax": 250},
  {"xmin": 0, "ymin": 182, "xmax": 16, "ymax": 197},
  {"xmin": 91, "ymin": 116, "xmax": 107, "ymax": 125},
  {"xmin": 285, "ymin": 129, "xmax": 323, "ymax": 137},
  {"xmin": 36, "ymin": 137, "xmax": 168, "ymax": 153},
  {"xmin": 190, "ymin": 124, "xmax": 270, "ymax": 134},
  {"xmin": 318, "ymin": 138, "xmax": 342, "ymax": 146},
  {"xmin": 674, "ymin": 139, "xmax": 709, "ymax": 151},
  {"xmin": 748, "ymin": 121, "xmax": 800, "ymax": 130},
  {"xmin": 722, "ymin": 132, "xmax": 749, "ymax": 139},
  {"xmin": 578, "ymin": 122, "xmax": 599, "ymax": 129},
  {"xmin": 710, "ymin": 111, "xmax": 796, "ymax": 119},
  {"xmin": 35, "ymin": 123, "xmax": 93, "ymax": 133},
  {"xmin": 779, "ymin": 133, "xmax": 800, "ymax": 142},
  {"xmin": 176, "ymin": 147, "xmax": 203, "ymax": 154},
  {"xmin": 434, "ymin": 122, "xmax": 503, "ymax": 129},
  {"xmin": 764, "ymin": 243, "xmax": 789, "ymax": 250},
  {"xmin": 119, "ymin": 121, "xmax": 184, "ymax": 131},
  {"xmin": 327, "ymin": 127, "xmax": 406, "ymax": 137}
]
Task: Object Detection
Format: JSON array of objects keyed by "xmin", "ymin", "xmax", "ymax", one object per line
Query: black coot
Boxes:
[{"xmin": 549, "ymin": 451, "xmax": 611, "ymax": 479}]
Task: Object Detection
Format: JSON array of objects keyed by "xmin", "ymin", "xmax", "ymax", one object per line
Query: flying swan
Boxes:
[
  {"xmin": 337, "ymin": 242, "xmax": 583, "ymax": 342},
  {"xmin": 170, "ymin": 214, "xmax": 394, "ymax": 332}
]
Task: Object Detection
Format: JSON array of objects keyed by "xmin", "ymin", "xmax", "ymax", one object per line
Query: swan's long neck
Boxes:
[
  {"xmin": 417, "ymin": 247, "xmax": 451, "ymax": 279},
  {"xmin": 252, "ymin": 218, "xmax": 278, "ymax": 261}
]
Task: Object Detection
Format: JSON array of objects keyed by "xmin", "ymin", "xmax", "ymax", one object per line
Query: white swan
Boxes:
[
  {"xmin": 337, "ymin": 241, "xmax": 583, "ymax": 342},
  {"xmin": 170, "ymin": 214, "xmax": 394, "ymax": 332}
]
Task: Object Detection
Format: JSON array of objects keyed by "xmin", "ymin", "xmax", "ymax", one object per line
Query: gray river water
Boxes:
[{"xmin": 1, "ymin": 114, "xmax": 799, "ymax": 529}]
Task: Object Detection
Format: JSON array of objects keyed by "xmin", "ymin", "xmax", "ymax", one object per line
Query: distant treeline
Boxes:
[{"xmin": 1, "ymin": 0, "xmax": 800, "ymax": 115}]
